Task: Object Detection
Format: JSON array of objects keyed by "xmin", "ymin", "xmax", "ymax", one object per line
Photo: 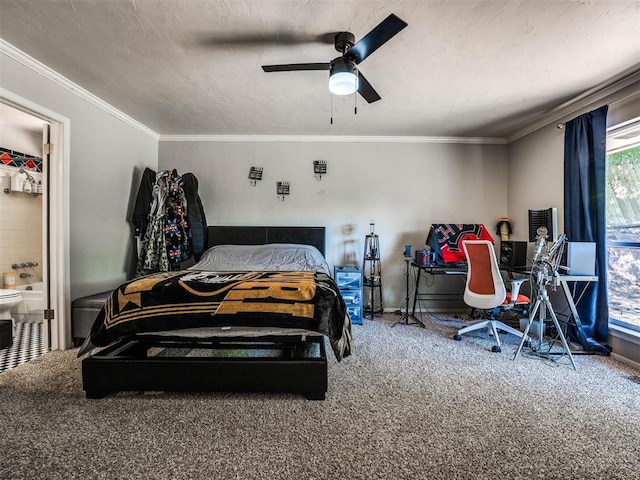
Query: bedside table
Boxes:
[{"xmin": 334, "ymin": 265, "xmax": 363, "ymax": 325}]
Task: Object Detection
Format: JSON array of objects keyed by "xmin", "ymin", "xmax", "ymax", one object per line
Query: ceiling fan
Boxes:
[{"xmin": 261, "ymin": 14, "xmax": 408, "ymax": 103}]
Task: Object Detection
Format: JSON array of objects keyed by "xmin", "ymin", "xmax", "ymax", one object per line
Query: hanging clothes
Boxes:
[
  {"xmin": 164, "ymin": 169, "xmax": 191, "ymax": 268},
  {"xmin": 136, "ymin": 170, "xmax": 170, "ymax": 276},
  {"xmin": 132, "ymin": 169, "xmax": 207, "ymax": 276}
]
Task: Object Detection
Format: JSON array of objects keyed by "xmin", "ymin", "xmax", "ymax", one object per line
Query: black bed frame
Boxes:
[
  {"xmin": 206, "ymin": 225, "xmax": 326, "ymax": 255},
  {"xmin": 82, "ymin": 226, "xmax": 329, "ymax": 400}
]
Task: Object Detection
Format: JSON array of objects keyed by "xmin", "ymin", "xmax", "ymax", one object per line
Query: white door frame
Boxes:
[{"xmin": 1, "ymin": 87, "xmax": 71, "ymax": 350}]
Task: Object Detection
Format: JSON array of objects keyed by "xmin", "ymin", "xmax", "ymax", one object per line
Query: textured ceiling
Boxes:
[{"xmin": 1, "ymin": 0, "xmax": 639, "ymax": 138}]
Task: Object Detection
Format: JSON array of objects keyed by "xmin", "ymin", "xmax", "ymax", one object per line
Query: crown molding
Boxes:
[
  {"xmin": 508, "ymin": 65, "xmax": 640, "ymax": 143},
  {"xmin": 0, "ymin": 39, "xmax": 159, "ymax": 140},
  {"xmin": 159, "ymin": 134, "xmax": 508, "ymax": 145}
]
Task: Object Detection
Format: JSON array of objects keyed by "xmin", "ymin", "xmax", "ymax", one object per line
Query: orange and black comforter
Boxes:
[{"xmin": 79, "ymin": 269, "xmax": 351, "ymax": 360}]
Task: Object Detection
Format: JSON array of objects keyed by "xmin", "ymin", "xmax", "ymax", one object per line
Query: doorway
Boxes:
[
  {"xmin": 0, "ymin": 89, "xmax": 70, "ymax": 369},
  {"xmin": 0, "ymin": 103, "xmax": 48, "ymax": 369}
]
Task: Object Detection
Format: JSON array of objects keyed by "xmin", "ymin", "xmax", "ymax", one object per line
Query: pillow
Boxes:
[{"xmin": 190, "ymin": 243, "xmax": 331, "ymax": 274}]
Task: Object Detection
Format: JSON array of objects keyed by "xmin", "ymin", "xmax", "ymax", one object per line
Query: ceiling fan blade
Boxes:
[
  {"xmin": 345, "ymin": 14, "xmax": 408, "ymax": 64},
  {"xmin": 262, "ymin": 63, "xmax": 330, "ymax": 72},
  {"xmin": 200, "ymin": 32, "xmax": 335, "ymax": 47},
  {"xmin": 357, "ymin": 72, "xmax": 381, "ymax": 103}
]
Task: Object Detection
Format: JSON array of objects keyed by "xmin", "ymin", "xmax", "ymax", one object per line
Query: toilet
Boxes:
[
  {"xmin": 0, "ymin": 289, "xmax": 21, "ymax": 320},
  {"xmin": 0, "ymin": 289, "xmax": 21, "ymax": 349}
]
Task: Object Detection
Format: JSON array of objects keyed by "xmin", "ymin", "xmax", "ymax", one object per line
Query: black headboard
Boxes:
[{"xmin": 207, "ymin": 226, "xmax": 326, "ymax": 256}]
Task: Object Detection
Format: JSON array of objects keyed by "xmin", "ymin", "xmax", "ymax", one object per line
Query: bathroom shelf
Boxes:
[{"xmin": 3, "ymin": 187, "xmax": 42, "ymax": 196}]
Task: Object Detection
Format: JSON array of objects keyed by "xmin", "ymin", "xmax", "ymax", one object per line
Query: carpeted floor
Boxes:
[{"xmin": 0, "ymin": 313, "xmax": 638, "ymax": 480}]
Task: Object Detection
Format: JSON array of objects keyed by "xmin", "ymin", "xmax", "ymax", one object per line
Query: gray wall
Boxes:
[
  {"xmin": 507, "ymin": 122, "xmax": 565, "ymax": 242},
  {"xmin": 0, "ymin": 50, "xmax": 158, "ymax": 301},
  {"xmin": 159, "ymin": 139, "xmax": 509, "ymax": 308}
]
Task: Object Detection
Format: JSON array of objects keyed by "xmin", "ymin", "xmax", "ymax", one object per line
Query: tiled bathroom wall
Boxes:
[{"xmin": 0, "ymin": 174, "xmax": 43, "ymax": 288}]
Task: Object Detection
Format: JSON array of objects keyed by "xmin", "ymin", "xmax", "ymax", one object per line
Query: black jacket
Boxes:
[
  {"xmin": 182, "ymin": 172, "xmax": 208, "ymax": 261},
  {"xmin": 131, "ymin": 167, "xmax": 156, "ymax": 237}
]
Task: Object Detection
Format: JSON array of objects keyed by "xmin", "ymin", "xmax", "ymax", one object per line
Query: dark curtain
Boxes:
[{"xmin": 563, "ymin": 105, "xmax": 611, "ymax": 354}]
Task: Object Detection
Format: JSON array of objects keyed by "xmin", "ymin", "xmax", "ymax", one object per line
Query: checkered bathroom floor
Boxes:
[{"xmin": 0, "ymin": 322, "xmax": 47, "ymax": 374}]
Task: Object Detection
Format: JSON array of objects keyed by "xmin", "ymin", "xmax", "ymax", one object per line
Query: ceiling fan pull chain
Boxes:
[
  {"xmin": 354, "ymin": 90, "xmax": 358, "ymax": 115},
  {"xmin": 330, "ymin": 94, "xmax": 334, "ymax": 125}
]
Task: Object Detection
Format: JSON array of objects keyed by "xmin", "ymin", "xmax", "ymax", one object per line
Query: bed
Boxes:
[{"xmin": 80, "ymin": 226, "xmax": 351, "ymax": 400}]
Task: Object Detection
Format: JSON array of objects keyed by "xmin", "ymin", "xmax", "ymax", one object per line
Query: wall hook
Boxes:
[
  {"xmin": 277, "ymin": 181, "xmax": 290, "ymax": 201},
  {"xmin": 248, "ymin": 167, "xmax": 263, "ymax": 186},
  {"xmin": 313, "ymin": 160, "xmax": 327, "ymax": 180}
]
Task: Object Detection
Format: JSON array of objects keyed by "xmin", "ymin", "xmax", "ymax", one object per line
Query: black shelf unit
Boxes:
[{"xmin": 362, "ymin": 227, "xmax": 383, "ymax": 318}]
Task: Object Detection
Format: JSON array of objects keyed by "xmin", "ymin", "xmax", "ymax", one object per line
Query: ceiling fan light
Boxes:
[
  {"xmin": 329, "ymin": 57, "xmax": 358, "ymax": 95},
  {"xmin": 329, "ymin": 71, "xmax": 358, "ymax": 95}
]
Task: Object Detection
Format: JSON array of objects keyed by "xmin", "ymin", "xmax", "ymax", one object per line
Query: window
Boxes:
[{"xmin": 606, "ymin": 119, "xmax": 640, "ymax": 331}]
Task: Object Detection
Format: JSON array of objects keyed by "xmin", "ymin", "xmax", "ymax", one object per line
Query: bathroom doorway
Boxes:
[
  {"xmin": 0, "ymin": 92, "xmax": 69, "ymax": 372},
  {"xmin": 0, "ymin": 102, "xmax": 48, "ymax": 370}
]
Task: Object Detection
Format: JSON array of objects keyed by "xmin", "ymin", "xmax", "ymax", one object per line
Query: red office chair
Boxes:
[{"xmin": 453, "ymin": 240, "xmax": 530, "ymax": 352}]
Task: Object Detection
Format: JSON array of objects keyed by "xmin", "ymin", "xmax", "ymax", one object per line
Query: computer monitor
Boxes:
[{"xmin": 563, "ymin": 241, "xmax": 596, "ymax": 276}]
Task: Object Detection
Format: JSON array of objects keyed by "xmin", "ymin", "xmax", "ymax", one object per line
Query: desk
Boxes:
[
  {"xmin": 554, "ymin": 274, "xmax": 598, "ymax": 336},
  {"xmin": 411, "ymin": 261, "xmax": 597, "ymax": 339},
  {"xmin": 410, "ymin": 262, "xmax": 467, "ymax": 318},
  {"xmin": 502, "ymin": 269, "xmax": 598, "ymax": 338}
]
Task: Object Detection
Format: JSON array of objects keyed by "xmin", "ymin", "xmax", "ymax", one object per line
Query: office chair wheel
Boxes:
[
  {"xmin": 491, "ymin": 345, "xmax": 501, "ymax": 353},
  {"xmin": 453, "ymin": 334, "xmax": 462, "ymax": 341}
]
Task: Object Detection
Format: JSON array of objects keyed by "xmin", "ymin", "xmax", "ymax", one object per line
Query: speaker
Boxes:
[{"xmin": 499, "ymin": 241, "xmax": 528, "ymax": 268}]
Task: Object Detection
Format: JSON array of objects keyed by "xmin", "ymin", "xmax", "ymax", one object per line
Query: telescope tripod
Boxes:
[
  {"xmin": 513, "ymin": 280, "xmax": 577, "ymax": 370},
  {"xmin": 392, "ymin": 257, "xmax": 425, "ymax": 328}
]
